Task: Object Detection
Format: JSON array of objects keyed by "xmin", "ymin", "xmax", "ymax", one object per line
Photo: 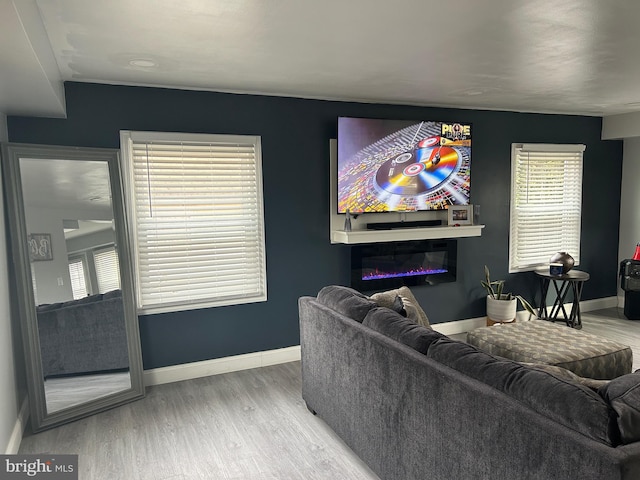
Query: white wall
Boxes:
[
  {"xmin": 24, "ymin": 205, "xmax": 114, "ymax": 304},
  {"xmin": 25, "ymin": 207, "xmax": 74, "ymax": 304},
  {"xmin": 602, "ymin": 112, "xmax": 640, "ymax": 140},
  {"xmin": 618, "ymin": 138, "xmax": 640, "ymax": 301},
  {"xmin": 0, "ymin": 111, "xmax": 23, "ymax": 453},
  {"xmin": 602, "ymin": 114, "xmax": 640, "ymax": 303}
]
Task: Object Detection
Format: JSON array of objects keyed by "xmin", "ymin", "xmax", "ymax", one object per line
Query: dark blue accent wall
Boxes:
[{"xmin": 7, "ymin": 82, "xmax": 623, "ymax": 369}]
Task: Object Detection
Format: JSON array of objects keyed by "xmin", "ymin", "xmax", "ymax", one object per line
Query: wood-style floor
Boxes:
[
  {"xmin": 20, "ymin": 362, "xmax": 379, "ymax": 480},
  {"xmin": 580, "ymin": 307, "xmax": 640, "ymax": 371},
  {"xmin": 45, "ymin": 371, "xmax": 131, "ymax": 413},
  {"xmin": 18, "ymin": 307, "xmax": 640, "ymax": 480}
]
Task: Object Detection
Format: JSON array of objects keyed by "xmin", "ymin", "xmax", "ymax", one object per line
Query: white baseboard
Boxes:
[
  {"xmin": 144, "ymin": 345, "xmax": 301, "ymax": 387},
  {"xmin": 580, "ymin": 296, "xmax": 618, "ymax": 312},
  {"xmin": 5, "ymin": 398, "xmax": 28, "ymax": 454}
]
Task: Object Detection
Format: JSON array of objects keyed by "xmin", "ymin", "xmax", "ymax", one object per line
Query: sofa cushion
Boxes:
[
  {"xmin": 370, "ymin": 286, "xmax": 430, "ymax": 327},
  {"xmin": 316, "ymin": 285, "xmax": 377, "ymax": 323},
  {"xmin": 427, "ymin": 337, "xmax": 618, "ymax": 445},
  {"xmin": 523, "ymin": 363, "xmax": 610, "ymax": 391},
  {"xmin": 61, "ymin": 293, "xmax": 102, "ymax": 308},
  {"xmin": 103, "ymin": 289, "xmax": 122, "ymax": 300},
  {"xmin": 598, "ymin": 371, "xmax": 640, "ymax": 444},
  {"xmin": 368, "ymin": 291, "xmax": 406, "ymax": 316},
  {"xmin": 389, "ymin": 294, "xmax": 406, "ymax": 316},
  {"xmin": 362, "ymin": 306, "xmax": 444, "ymax": 354},
  {"xmin": 36, "ymin": 302, "xmax": 63, "ymax": 313}
]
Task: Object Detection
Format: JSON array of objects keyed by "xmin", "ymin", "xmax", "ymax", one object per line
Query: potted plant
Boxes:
[{"xmin": 481, "ymin": 265, "xmax": 536, "ymax": 323}]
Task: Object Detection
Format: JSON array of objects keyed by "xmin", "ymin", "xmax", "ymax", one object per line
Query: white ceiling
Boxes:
[
  {"xmin": 20, "ymin": 157, "xmax": 113, "ymax": 215},
  {"xmin": 3, "ymin": 0, "xmax": 640, "ymax": 118}
]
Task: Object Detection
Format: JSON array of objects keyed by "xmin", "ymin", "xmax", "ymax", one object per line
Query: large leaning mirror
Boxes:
[{"xmin": 1, "ymin": 143, "xmax": 144, "ymax": 432}]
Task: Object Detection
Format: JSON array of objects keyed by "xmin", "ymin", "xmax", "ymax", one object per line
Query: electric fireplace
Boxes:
[{"xmin": 351, "ymin": 240, "xmax": 457, "ymax": 291}]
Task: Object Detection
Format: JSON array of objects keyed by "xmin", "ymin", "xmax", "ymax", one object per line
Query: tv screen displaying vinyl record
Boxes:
[{"xmin": 337, "ymin": 117, "xmax": 471, "ymax": 214}]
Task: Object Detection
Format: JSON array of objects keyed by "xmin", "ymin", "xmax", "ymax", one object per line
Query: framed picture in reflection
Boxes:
[{"xmin": 28, "ymin": 233, "xmax": 53, "ymax": 261}]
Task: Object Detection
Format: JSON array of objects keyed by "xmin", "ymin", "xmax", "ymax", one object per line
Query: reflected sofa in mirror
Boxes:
[{"xmin": 1, "ymin": 143, "xmax": 144, "ymax": 432}]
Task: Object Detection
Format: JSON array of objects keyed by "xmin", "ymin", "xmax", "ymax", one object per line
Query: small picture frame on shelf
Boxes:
[{"xmin": 447, "ymin": 205, "xmax": 473, "ymax": 226}]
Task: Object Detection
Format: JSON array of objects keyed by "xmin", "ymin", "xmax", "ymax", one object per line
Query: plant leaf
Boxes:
[
  {"xmin": 481, "ymin": 281, "xmax": 495, "ymax": 298},
  {"xmin": 482, "ymin": 265, "xmax": 537, "ymax": 320},
  {"xmin": 515, "ymin": 295, "xmax": 537, "ymax": 317}
]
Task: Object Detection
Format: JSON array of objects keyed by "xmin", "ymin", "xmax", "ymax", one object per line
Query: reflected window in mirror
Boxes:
[
  {"xmin": 68, "ymin": 256, "xmax": 89, "ymax": 299},
  {"xmin": 68, "ymin": 245, "xmax": 120, "ymax": 298},
  {"xmin": 94, "ymin": 246, "xmax": 120, "ymax": 293},
  {"xmin": 66, "ymin": 218, "xmax": 121, "ymax": 297},
  {"xmin": 30, "ymin": 263, "xmax": 39, "ymax": 305}
]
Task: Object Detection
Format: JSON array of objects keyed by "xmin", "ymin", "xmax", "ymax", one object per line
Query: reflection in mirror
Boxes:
[
  {"xmin": 1, "ymin": 144, "xmax": 144, "ymax": 432},
  {"xmin": 20, "ymin": 159, "xmax": 131, "ymax": 414}
]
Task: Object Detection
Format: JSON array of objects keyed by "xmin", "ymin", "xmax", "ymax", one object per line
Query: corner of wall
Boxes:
[
  {"xmin": 602, "ymin": 112, "xmax": 640, "ymax": 140},
  {"xmin": 4, "ymin": 399, "xmax": 28, "ymax": 454}
]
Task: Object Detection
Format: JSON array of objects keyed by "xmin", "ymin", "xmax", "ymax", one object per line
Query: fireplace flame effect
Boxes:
[
  {"xmin": 362, "ymin": 267, "xmax": 448, "ymax": 281},
  {"xmin": 352, "ymin": 240, "xmax": 456, "ymax": 290}
]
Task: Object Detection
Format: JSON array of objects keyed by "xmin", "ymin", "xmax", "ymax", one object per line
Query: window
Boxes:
[
  {"xmin": 68, "ymin": 256, "xmax": 89, "ymax": 299},
  {"xmin": 94, "ymin": 246, "xmax": 120, "ymax": 293},
  {"xmin": 68, "ymin": 245, "xmax": 120, "ymax": 297},
  {"xmin": 120, "ymin": 131, "xmax": 267, "ymax": 314},
  {"xmin": 30, "ymin": 263, "xmax": 40, "ymax": 304},
  {"xmin": 509, "ymin": 143, "xmax": 585, "ymax": 273}
]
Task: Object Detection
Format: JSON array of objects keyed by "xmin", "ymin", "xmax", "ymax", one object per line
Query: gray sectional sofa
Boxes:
[
  {"xmin": 37, "ymin": 289, "xmax": 128, "ymax": 378},
  {"xmin": 299, "ymin": 286, "xmax": 640, "ymax": 480}
]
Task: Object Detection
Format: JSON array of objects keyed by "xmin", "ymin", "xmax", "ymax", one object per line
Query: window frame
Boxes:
[
  {"xmin": 120, "ymin": 130, "xmax": 267, "ymax": 315},
  {"xmin": 93, "ymin": 245, "xmax": 121, "ymax": 294},
  {"xmin": 508, "ymin": 143, "xmax": 585, "ymax": 273},
  {"xmin": 68, "ymin": 254, "xmax": 89, "ymax": 299},
  {"xmin": 67, "ymin": 243, "xmax": 121, "ymax": 297}
]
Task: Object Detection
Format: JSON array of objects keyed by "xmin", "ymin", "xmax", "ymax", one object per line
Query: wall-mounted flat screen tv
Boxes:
[{"xmin": 337, "ymin": 117, "xmax": 471, "ymax": 213}]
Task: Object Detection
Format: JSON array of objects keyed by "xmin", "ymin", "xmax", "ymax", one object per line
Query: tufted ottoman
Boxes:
[{"xmin": 466, "ymin": 320, "xmax": 632, "ymax": 380}]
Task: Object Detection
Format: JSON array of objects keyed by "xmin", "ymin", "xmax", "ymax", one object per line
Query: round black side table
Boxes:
[{"xmin": 535, "ymin": 268, "xmax": 590, "ymax": 329}]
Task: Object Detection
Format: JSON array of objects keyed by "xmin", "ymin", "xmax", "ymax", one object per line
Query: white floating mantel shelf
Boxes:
[{"xmin": 330, "ymin": 225, "xmax": 485, "ymax": 244}]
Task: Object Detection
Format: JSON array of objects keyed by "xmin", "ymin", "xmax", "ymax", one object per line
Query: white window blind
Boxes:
[
  {"xmin": 68, "ymin": 257, "xmax": 88, "ymax": 299},
  {"xmin": 30, "ymin": 263, "xmax": 39, "ymax": 305},
  {"xmin": 121, "ymin": 131, "xmax": 267, "ymax": 314},
  {"xmin": 509, "ymin": 143, "xmax": 585, "ymax": 273},
  {"xmin": 94, "ymin": 246, "xmax": 120, "ymax": 294}
]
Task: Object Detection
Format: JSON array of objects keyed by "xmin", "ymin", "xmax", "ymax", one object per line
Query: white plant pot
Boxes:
[{"xmin": 486, "ymin": 295, "xmax": 517, "ymax": 323}]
